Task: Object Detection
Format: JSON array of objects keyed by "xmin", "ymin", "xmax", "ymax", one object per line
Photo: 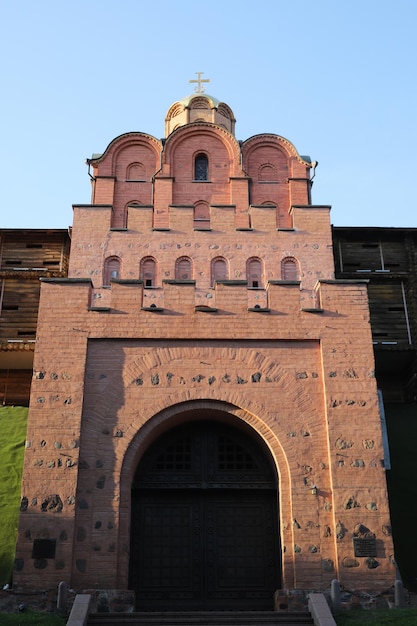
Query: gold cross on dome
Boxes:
[{"xmin": 189, "ymin": 72, "xmax": 210, "ymax": 93}]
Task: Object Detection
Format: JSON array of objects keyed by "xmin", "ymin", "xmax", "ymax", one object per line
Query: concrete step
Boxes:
[{"xmin": 88, "ymin": 610, "xmax": 314, "ymax": 626}]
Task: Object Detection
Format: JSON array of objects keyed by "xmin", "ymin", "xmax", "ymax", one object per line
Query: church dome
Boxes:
[
  {"xmin": 165, "ymin": 92, "xmax": 236, "ymax": 137},
  {"xmin": 179, "ymin": 93, "xmax": 221, "ymax": 108}
]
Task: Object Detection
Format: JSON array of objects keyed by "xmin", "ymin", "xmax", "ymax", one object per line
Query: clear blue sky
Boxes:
[{"xmin": 1, "ymin": 0, "xmax": 416, "ymax": 229}]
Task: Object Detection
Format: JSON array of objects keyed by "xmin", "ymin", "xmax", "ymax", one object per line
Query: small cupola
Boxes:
[{"xmin": 165, "ymin": 73, "xmax": 236, "ymax": 137}]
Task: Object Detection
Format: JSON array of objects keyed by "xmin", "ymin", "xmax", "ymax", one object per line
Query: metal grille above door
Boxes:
[{"xmin": 130, "ymin": 420, "xmax": 281, "ymax": 611}]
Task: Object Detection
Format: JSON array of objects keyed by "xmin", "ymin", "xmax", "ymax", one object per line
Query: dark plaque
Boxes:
[
  {"xmin": 32, "ymin": 538, "xmax": 57, "ymax": 559},
  {"xmin": 353, "ymin": 537, "xmax": 377, "ymax": 557}
]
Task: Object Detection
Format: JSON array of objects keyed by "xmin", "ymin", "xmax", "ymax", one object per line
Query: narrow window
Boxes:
[
  {"xmin": 103, "ymin": 256, "xmax": 121, "ymax": 287},
  {"xmin": 194, "ymin": 153, "xmax": 208, "ymax": 181},
  {"xmin": 175, "ymin": 257, "xmax": 192, "ymax": 280},
  {"xmin": 247, "ymin": 258, "xmax": 263, "ymax": 288},
  {"xmin": 141, "ymin": 257, "xmax": 157, "ymax": 287},
  {"xmin": 211, "ymin": 257, "xmax": 228, "ymax": 286},
  {"xmin": 281, "ymin": 257, "xmax": 299, "ymax": 281},
  {"xmin": 194, "ymin": 202, "xmax": 210, "ymax": 229}
]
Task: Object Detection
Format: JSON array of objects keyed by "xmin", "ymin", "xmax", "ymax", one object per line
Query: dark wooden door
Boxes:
[{"xmin": 130, "ymin": 421, "xmax": 280, "ymax": 610}]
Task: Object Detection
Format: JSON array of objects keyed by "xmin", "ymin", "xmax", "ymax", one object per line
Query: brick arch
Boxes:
[
  {"xmin": 88, "ymin": 132, "xmax": 162, "ymax": 178},
  {"xmin": 194, "ymin": 200, "xmax": 210, "ymax": 229},
  {"xmin": 194, "ymin": 152, "xmax": 209, "ymax": 181},
  {"xmin": 122, "ymin": 200, "xmax": 142, "ymax": 228},
  {"xmin": 281, "ymin": 256, "xmax": 300, "ymax": 281},
  {"xmin": 91, "ymin": 343, "xmax": 322, "ymax": 468},
  {"xmin": 140, "ymin": 256, "xmax": 157, "ymax": 287},
  {"xmin": 175, "ymin": 256, "xmax": 193, "ymax": 280},
  {"xmin": 103, "ymin": 255, "xmax": 121, "ymax": 286},
  {"xmin": 242, "ymin": 133, "xmax": 309, "ymax": 164},
  {"xmin": 259, "ymin": 163, "xmax": 278, "ymax": 182},
  {"xmin": 117, "ymin": 398, "xmax": 294, "ymax": 588},
  {"xmin": 211, "ymin": 256, "xmax": 228, "ymax": 285},
  {"xmin": 112, "ymin": 140, "xmax": 160, "ymax": 178},
  {"xmin": 126, "ymin": 162, "xmax": 145, "ymax": 180},
  {"xmin": 163, "ymin": 124, "xmax": 242, "ymax": 177},
  {"xmin": 189, "ymin": 97, "xmax": 210, "ymax": 109},
  {"xmin": 92, "ymin": 342, "xmax": 325, "ymax": 588},
  {"xmin": 246, "ymin": 256, "xmax": 264, "ymax": 288},
  {"xmin": 166, "ymin": 103, "xmax": 184, "ymax": 120},
  {"xmin": 121, "ymin": 399, "xmax": 290, "ymax": 478},
  {"xmin": 245, "ymin": 143, "xmax": 289, "ymax": 179},
  {"xmin": 115, "ymin": 342, "xmax": 322, "ymax": 471},
  {"xmin": 217, "ymin": 103, "xmax": 233, "ymax": 119}
]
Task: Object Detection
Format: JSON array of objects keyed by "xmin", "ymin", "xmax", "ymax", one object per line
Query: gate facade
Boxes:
[{"xmin": 130, "ymin": 420, "xmax": 280, "ymax": 610}]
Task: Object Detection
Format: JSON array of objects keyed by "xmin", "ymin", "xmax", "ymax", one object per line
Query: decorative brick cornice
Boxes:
[
  {"xmin": 242, "ymin": 133, "xmax": 312, "ymax": 165},
  {"xmin": 88, "ymin": 132, "xmax": 162, "ymax": 164}
]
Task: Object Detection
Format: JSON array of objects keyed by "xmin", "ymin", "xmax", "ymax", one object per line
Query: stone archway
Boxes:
[{"xmin": 129, "ymin": 413, "xmax": 281, "ymax": 611}]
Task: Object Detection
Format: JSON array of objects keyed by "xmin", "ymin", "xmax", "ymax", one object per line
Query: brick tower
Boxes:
[{"xmin": 15, "ymin": 81, "xmax": 395, "ymax": 608}]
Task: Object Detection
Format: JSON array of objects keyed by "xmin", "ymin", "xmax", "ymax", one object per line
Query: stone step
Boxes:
[{"xmin": 88, "ymin": 610, "xmax": 314, "ymax": 626}]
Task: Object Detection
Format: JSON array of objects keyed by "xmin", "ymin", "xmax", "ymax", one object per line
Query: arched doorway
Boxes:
[{"xmin": 130, "ymin": 418, "xmax": 281, "ymax": 611}]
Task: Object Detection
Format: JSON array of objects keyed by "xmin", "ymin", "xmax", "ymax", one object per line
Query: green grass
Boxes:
[
  {"xmin": 0, "ymin": 610, "xmax": 66, "ymax": 625},
  {"xmin": 336, "ymin": 608, "xmax": 417, "ymax": 625},
  {"xmin": 0, "ymin": 406, "xmax": 28, "ymax": 585}
]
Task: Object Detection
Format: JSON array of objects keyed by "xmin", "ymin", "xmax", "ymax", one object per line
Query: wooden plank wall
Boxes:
[
  {"xmin": 0, "ymin": 231, "xmax": 70, "ymax": 341},
  {"xmin": 368, "ymin": 282, "xmax": 409, "ymax": 344},
  {"xmin": 0, "ymin": 279, "xmax": 40, "ymax": 340},
  {"xmin": 334, "ymin": 234, "xmax": 413, "ymax": 345},
  {"xmin": 336, "ymin": 239, "xmax": 409, "ymax": 273},
  {"xmin": 0, "ymin": 233, "xmax": 68, "ymax": 271},
  {"xmin": 0, "ymin": 369, "xmax": 32, "ymax": 406}
]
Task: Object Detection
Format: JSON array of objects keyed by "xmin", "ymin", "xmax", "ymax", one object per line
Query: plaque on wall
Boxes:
[
  {"xmin": 32, "ymin": 538, "xmax": 57, "ymax": 559},
  {"xmin": 353, "ymin": 537, "xmax": 377, "ymax": 557}
]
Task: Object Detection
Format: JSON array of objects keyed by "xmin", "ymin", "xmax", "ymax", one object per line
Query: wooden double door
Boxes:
[{"xmin": 130, "ymin": 420, "xmax": 281, "ymax": 611}]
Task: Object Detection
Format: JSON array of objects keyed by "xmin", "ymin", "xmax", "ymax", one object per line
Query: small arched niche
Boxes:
[{"xmin": 103, "ymin": 256, "xmax": 121, "ymax": 287}]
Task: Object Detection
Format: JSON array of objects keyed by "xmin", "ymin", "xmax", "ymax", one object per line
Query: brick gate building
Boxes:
[{"xmin": 14, "ymin": 87, "xmax": 395, "ymax": 607}]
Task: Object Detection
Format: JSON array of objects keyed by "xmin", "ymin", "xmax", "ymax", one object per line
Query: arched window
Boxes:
[
  {"xmin": 175, "ymin": 257, "xmax": 192, "ymax": 280},
  {"xmin": 103, "ymin": 256, "xmax": 121, "ymax": 287},
  {"xmin": 247, "ymin": 257, "xmax": 263, "ymax": 289},
  {"xmin": 194, "ymin": 153, "xmax": 208, "ymax": 181},
  {"xmin": 140, "ymin": 257, "xmax": 157, "ymax": 287},
  {"xmin": 211, "ymin": 257, "xmax": 228, "ymax": 286},
  {"xmin": 281, "ymin": 257, "xmax": 299, "ymax": 281},
  {"xmin": 127, "ymin": 162, "xmax": 145, "ymax": 180},
  {"xmin": 194, "ymin": 202, "xmax": 210, "ymax": 229}
]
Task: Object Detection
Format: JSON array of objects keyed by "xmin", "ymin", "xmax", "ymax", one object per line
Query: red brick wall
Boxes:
[
  {"xmin": 15, "ymin": 277, "xmax": 394, "ymax": 591},
  {"xmin": 15, "ymin": 115, "xmax": 395, "ymax": 594}
]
